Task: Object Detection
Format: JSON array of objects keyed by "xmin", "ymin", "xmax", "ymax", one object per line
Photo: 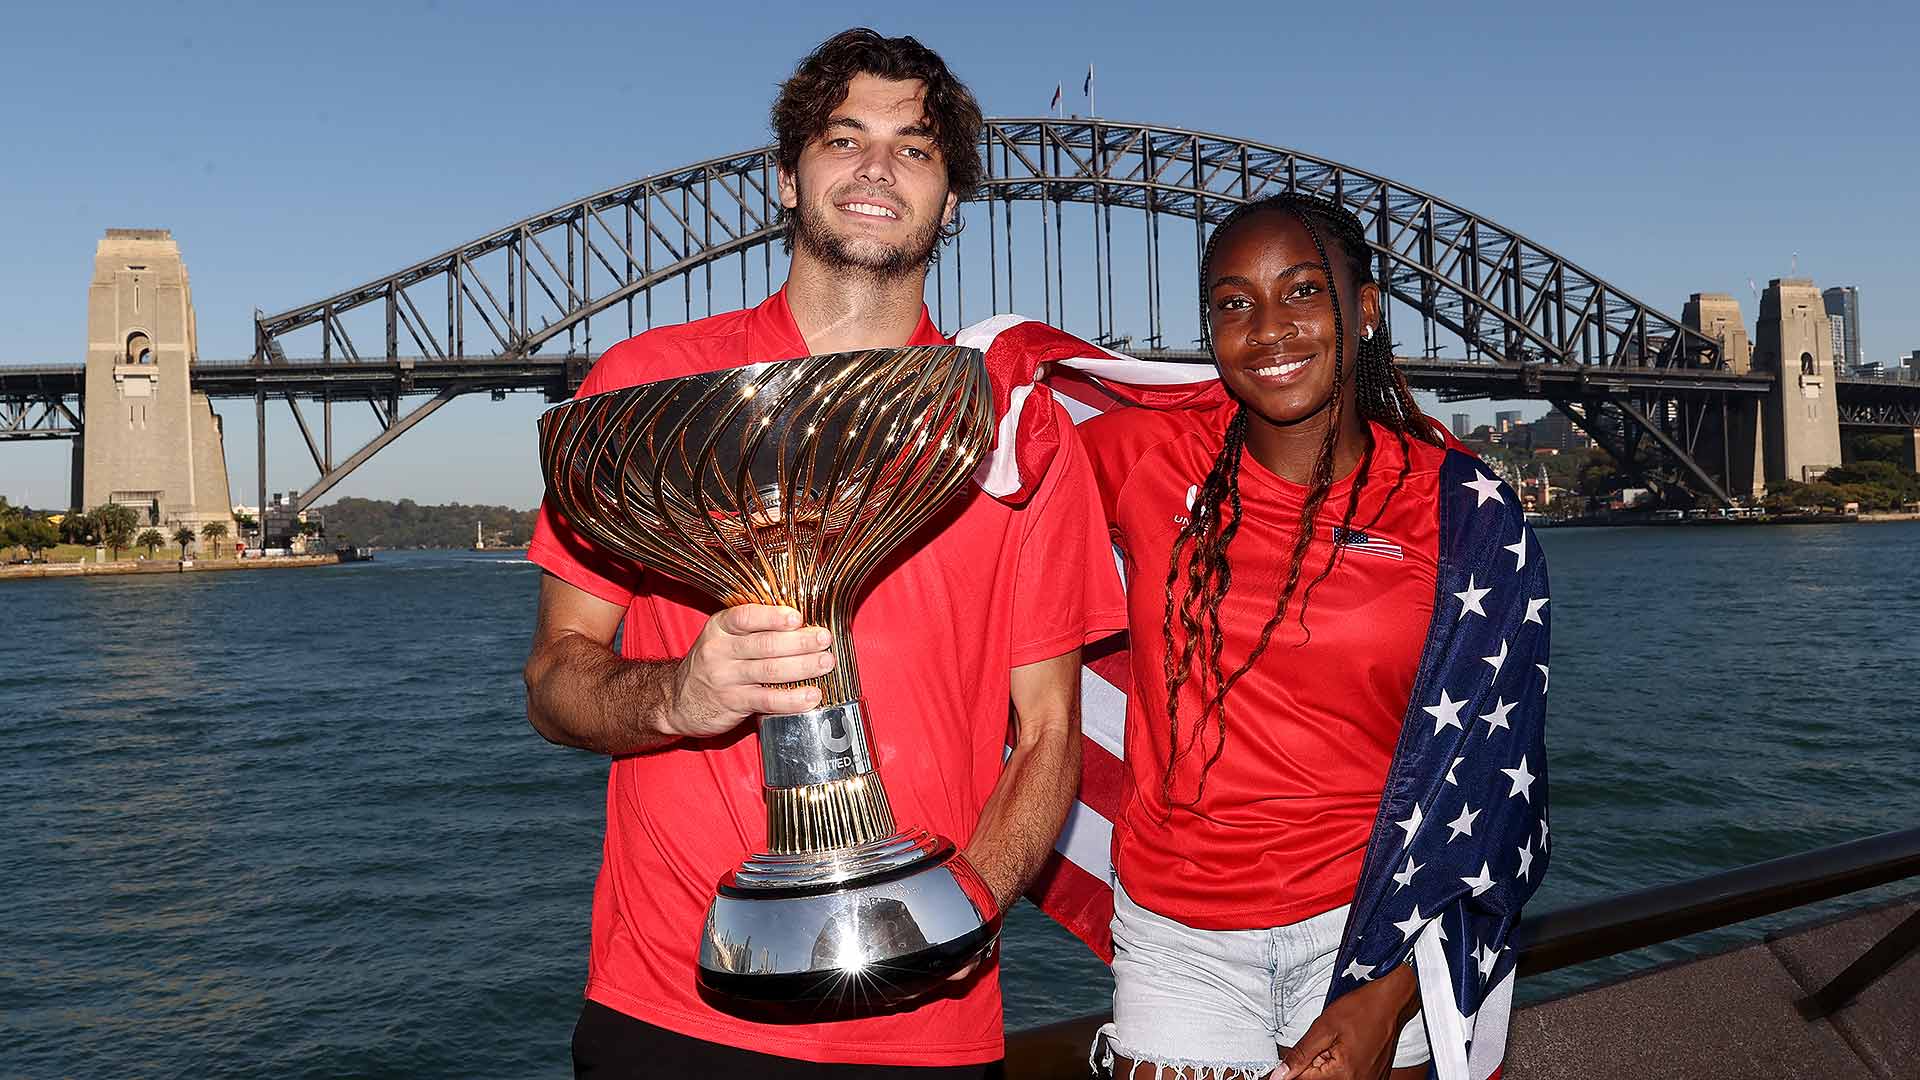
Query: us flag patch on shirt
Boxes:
[{"xmin": 1332, "ymin": 525, "xmax": 1405, "ymax": 561}]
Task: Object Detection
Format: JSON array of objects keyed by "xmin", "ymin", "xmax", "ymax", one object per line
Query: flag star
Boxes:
[
  {"xmin": 1536, "ymin": 663, "xmax": 1550, "ymax": 695},
  {"xmin": 1524, "ymin": 596, "xmax": 1550, "ymax": 625},
  {"xmin": 1393, "ymin": 856, "xmax": 1425, "ymax": 891},
  {"xmin": 1539, "ymin": 814, "xmax": 1551, "ymax": 853},
  {"xmin": 1342, "ymin": 958, "xmax": 1376, "ymax": 983},
  {"xmin": 1395, "ymin": 804, "xmax": 1424, "ymax": 848},
  {"xmin": 1394, "ymin": 905, "xmax": 1433, "ymax": 941},
  {"xmin": 1453, "ymin": 575, "xmax": 1491, "ymax": 620},
  {"xmin": 1462, "ymin": 862, "xmax": 1495, "ymax": 897},
  {"xmin": 1517, "ymin": 838, "xmax": 1535, "ymax": 881},
  {"xmin": 1463, "ymin": 473, "xmax": 1505, "ymax": 506},
  {"xmin": 1424, "ymin": 689, "xmax": 1469, "ymax": 735},
  {"xmin": 1503, "ymin": 531, "xmax": 1529, "ymax": 571},
  {"xmin": 1476, "ymin": 942, "xmax": 1502, "ymax": 979},
  {"xmin": 1501, "ymin": 755, "xmax": 1537, "ymax": 803},
  {"xmin": 1445, "ymin": 755, "xmax": 1465, "ymax": 785},
  {"xmin": 1446, "ymin": 802, "xmax": 1481, "ymax": 842},
  {"xmin": 1480, "ymin": 697, "xmax": 1516, "ymax": 736},
  {"xmin": 1482, "ymin": 639, "xmax": 1509, "ymax": 677}
]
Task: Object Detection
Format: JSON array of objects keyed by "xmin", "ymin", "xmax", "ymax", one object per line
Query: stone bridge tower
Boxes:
[
  {"xmin": 1751, "ymin": 278, "xmax": 1844, "ymax": 486},
  {"xmin": 76, "ymin": 230, "xmax": 235, "ymax": 536},
  {"xmin": 1683, "ymin": 292, "xmax": 1764, "ymax": 500}
]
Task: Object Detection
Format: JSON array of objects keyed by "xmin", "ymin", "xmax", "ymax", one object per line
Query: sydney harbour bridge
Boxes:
[{"xmin": 7, "ymin": 119, "xmax": 1919, "ymax": 513}]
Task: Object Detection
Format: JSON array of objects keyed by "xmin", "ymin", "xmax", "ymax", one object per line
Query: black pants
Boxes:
[{"xmin": 571, "ymin": 1000, "xmax": 1000, "ymax": 1078}]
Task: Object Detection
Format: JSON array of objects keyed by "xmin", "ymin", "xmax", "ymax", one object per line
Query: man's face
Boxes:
[{"xmin": 778, "ymin": 73, "xmax": 959, "ymax": 279}]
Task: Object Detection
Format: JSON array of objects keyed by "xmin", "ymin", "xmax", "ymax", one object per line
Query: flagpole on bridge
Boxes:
[{"xmin": 1084, "ymin": 63, "xmax": 1095, "ymax": 117}]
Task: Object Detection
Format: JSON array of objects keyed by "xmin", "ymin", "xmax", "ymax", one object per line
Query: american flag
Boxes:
[{"xmin": 955, "ymin": 315, "xmax": 1551, "ymax": 1080}]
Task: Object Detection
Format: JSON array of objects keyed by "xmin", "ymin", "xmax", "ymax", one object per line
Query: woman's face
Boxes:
[{"xmin": 1206, "ymin": 210, "xmax": 1379, "ymax": 429}]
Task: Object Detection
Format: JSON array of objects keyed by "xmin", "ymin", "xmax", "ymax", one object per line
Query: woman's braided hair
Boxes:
[{"xmin": 1159, "ymin": 192, "xmax": 1440, "ymax": 805}]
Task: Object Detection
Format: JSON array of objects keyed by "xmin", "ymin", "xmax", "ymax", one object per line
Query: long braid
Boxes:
[{"xmin": 1160, "ymin": 191, "xmax": 1441, "ymax": 805}]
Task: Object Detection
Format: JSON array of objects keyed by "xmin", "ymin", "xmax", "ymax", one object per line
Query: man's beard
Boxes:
[{"xmin": 790, "ymin": 185, "xmax": 941, "ymax": 280}]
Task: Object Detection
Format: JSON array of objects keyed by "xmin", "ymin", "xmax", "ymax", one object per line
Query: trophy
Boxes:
[{"xmin": 537, "ymin": 345, "xmax": 998, "ymax": 1003}]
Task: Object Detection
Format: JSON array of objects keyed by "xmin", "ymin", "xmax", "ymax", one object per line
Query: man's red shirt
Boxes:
[{"xmin": 528, "ymin": 290, "xmax": 1127, "ymax": 1065}]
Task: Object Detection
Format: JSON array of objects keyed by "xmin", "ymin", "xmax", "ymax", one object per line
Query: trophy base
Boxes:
[{"xmin": 696, "ymin": 830, "xmax": 999, "ymax": 1004}]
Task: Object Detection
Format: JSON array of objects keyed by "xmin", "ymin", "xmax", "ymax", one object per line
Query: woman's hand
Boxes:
[{"xmin": 1279, "ymin": 963, "xmax": 1419, "ymax": 1080}]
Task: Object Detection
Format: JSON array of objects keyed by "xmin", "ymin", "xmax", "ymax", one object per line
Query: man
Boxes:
[{"xmin": 523, "ymin": 28, "xmax": 1126, "ymax": 1078}]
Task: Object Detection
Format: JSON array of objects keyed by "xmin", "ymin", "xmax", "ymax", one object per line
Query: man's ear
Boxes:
[
  {"xmin": 777, "ymin": 164, "xmax": 798, "ymax": 211},
  {"xmin": 939, "ymin": 189, "xmax": 959, "ymax": 230}
]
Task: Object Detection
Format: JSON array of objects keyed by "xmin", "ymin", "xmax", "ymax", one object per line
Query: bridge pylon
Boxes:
[
  {"xmin": 77, "ymin": 230, "xmax": 236, "ymax": 535},
  {"xmin": 1683, "ymin": 293, "xmax": 1764, "ymax": 501},
  {"xmin": 1752, "ymin": 278, "xmax": 1844, "ymax": 486}
]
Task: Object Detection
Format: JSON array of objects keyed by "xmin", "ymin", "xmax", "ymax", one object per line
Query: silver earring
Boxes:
[{"xmin": 1362, "ymin": 325, "xmax": 1375, "ymax": 341}]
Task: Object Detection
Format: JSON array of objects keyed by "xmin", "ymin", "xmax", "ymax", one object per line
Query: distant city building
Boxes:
[
  {"xmin": 1828, "ymin": 315, "xmax": 1848, "ymax": 376},
  {"xmin": 1451, "ymin": 412, "xmax": 1472, "ymax": 438},
  {"xmin": 1528, "ymin": 409, "xmax": 1589, "ymax": 451},
  {"xmin": 1495, "ymin": 410, "xmax": 1522, "ymax": 433},
  {"xmin": 1821, "ymin": 286, "xmax": 1862, "ymax": 374}
]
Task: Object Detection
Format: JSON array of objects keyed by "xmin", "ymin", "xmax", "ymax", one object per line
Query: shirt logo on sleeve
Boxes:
[
  {"xmin": 1332, "ymin": 526, "xmax": 1404, "ymax": 561},
  {"xmin": 1172, "ymin": 484, "xmax": 1199, "ymax": 527}
]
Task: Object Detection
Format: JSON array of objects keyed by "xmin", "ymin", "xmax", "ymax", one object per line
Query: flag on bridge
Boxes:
[
  {"xmin": 955, "ymin": 315, "xmax": 1552, "ymax": 1080},
  {"xmin": 1050, "ymin": 83, "xmax": 1062, "ymax": 115}
]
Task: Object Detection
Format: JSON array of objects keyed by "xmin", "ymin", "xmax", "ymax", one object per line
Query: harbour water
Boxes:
[{"xmin": 4, "ymin": 523, "xmax": 1917, "ymax": 1077}]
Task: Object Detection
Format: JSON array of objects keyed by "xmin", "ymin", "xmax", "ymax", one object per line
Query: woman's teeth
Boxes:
[{"xmin": 1252, "ymin": 357, "xmax": 1310, "ymax": 378}]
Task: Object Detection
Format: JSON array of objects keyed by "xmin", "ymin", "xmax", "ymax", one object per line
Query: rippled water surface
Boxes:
[{"xmin": 4, "ymin": 526, "xmax": 1916, "ymax": 1076}]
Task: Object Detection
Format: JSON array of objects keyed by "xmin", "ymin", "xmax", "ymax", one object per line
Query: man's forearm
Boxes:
[
  {"xmin": 524, "ymin": 631, "xmax": 680, "ymax": 755},
  {"xmin": 961, "ymin": 705, "xmax": 1081, "ymax": 912}
]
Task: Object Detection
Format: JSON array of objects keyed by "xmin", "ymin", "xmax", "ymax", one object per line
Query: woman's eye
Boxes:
[
  {"xmin": 1289, "ymin": 282, "xmax": 1322, "ymax": 300},
  {"xmin": 1216, "ymin": 296, "xmax": 1250, "ymax": 311}
]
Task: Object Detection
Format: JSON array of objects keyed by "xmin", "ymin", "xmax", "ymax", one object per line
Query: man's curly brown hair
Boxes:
[{"xmin": 771, "ymin": 28, "xmax": 984, "ymax": 251}]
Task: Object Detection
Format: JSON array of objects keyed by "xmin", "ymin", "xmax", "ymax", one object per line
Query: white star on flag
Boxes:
[
  {"xmin": 1395, "ymin": 905, "xmax": 1433, "ymax": 941},
  {"xmin": 1396, "ymin": 804, "xmax": 1424, "ymax": 848},
  {"xmin": 1503, "ymin": 531, "xmax": 1528, "ymax": 571},
  {"xmin": 1540, "ymin": 814, "xmax": 1551, "ymax": 853},
  {"xmin": 1424, "ymin": 689, "xmax": 1468, "ymax": 735},
  {"xmin": 1393, "ymin": 856, "xmax": 1425, "ymax": 891},
  {"xmin": 1482, "ymin": 639, "xmax": 1509, "ymax": 677},
  {"xmin": 1480, "ymin": 697, "xmax": 1515, "ymax": 735},
  {"xmin": 1342, "ymin": 958, "xmax": 1376, "ymax": 983},
  {"xmin": 1453, "ymin": 575, "xmax": 1491, "ymax": 620},
  {"xmin": 1446, "ymin": 802, "xmax": 1481, "ymax": 842},
  {"xmin": 1476, "ymin": 942, "xmax": 1502, "ymax": 978},
  {"xmin": 1445, "ymin": 755, "xmax": 1465, "ymax": 784},
  {"xmin": 1463, "ymin": 473, "xmax": 1505, "ymax": 506},
  {"xmin": 1502, "ymin": 755, "xmax": 1537, "ymax": 802},
  {"xmin": 1461, "ymin": 862, "xmax": 1495, "ymax": 897},
  {"xmin": 1536, "ymin": 662, "xmax": 1550, "ymax": 694},
  {"xmin": 1517, "ymin": 838, "xmax": 1535, "ymax": 881},
  {"xmin": 1524, "ymin": 596, "xmax": 1549, "ymax": 625}
]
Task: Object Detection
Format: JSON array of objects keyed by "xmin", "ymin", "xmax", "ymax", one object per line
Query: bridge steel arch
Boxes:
[{"xmin": 253, "ymin": 120, "xmax": 1731, "ymax": 511}]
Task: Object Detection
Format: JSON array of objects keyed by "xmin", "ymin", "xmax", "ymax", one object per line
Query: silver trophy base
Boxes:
[{"xmin": 696, "ymin": 829, "xmax": 998, "ymax": 1003}]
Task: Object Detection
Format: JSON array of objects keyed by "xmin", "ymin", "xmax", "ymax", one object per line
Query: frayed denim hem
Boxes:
[{"xmin": 1089, "ymin": 1022, "xmax": 1276, "ymax": 1080}]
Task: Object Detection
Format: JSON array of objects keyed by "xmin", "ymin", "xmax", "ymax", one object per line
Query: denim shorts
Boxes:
[{"xmin": 1093, "ymin": 882, "xmax": 1430, "ymax": 1079}]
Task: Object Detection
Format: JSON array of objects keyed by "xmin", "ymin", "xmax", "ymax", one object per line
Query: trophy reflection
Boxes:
[{"xmin": 537, "ymin": 344, "xmax": 998, "ymax": 1003}]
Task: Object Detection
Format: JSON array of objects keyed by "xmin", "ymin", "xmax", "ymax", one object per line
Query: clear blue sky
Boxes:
[{"xmin": 3, "ymin": 0, "xmax": 1913, "ymax": 510}]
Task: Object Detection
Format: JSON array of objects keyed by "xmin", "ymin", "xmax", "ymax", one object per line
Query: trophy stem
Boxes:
[{"xmin": 766, "ymin": 773, "xmax": 898, "ymax": 854}]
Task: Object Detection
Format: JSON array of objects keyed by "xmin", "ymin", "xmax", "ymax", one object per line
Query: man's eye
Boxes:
[
  {"xmin": 903, "ymin": 147, "xmax": 931, "ymax": 160},
  {"xmin": 828, "ymin": 137, "xmax": 856, "ymax": 149}
]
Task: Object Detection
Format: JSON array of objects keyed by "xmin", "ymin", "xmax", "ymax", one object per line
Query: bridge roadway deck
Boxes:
[
  {"xmin": 1001, "ymin": 891, "xmax": 1920, "ymax": 1079},
  {"xmin": 0, "ymin": 354, "xmax": 1782, "ymax": 402}
]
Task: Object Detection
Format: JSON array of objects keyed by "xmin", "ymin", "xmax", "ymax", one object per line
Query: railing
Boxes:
[{"xmin": 1002, "ymin": 826, "xmax": 1920, "ymax": 1077}]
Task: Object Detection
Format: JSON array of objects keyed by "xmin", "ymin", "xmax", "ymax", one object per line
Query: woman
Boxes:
[{"xmin": 1079, "ymin": 193, "xmax": 1549, "ymax": 1080}]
